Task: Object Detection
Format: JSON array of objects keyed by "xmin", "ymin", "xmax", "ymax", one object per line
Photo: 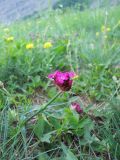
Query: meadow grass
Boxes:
[{"xmin": 0, "ymin": 6, "xmax": 120, "ymax": 160}]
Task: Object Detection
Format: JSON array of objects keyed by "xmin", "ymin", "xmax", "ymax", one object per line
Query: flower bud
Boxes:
[{"xmin": 71, "ymin": 102, "xmax": 83, "ymax": 114}]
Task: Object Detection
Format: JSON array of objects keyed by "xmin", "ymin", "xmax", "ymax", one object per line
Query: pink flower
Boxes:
[
  {"xmin": 48, "ymin": 70, "xmax": 76, "ymax": 91},
  {"xmin": 71, "ymin": 102, "xmax": 83, "ymax": 114}
]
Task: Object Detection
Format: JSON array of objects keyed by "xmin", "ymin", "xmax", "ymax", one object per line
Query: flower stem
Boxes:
[
  {"xmin": 2, "ymin": 87, "xmax": 11, "ymax": 96},
  {"xmin": 23, "ymin": 91, "xmax": 62, "ymax": 125}
]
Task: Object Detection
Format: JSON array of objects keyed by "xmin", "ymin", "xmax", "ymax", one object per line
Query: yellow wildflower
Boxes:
[
  {"xmin": 96, "ymin": 32, "xmax": 100, "ymax": 36},
  {"xmin": 101, "ymin": 25, "xmax": 111, "ymax": 32},
  {"xmin": 4, "ymin": 28, "xmax": 9, "ymax": 32},
  {"xmin": 43, "ymin": 42, "xmax": 52, "ymax": 49},
  {"xmin": 106, "ymin": 27, "xmax": 111, "ymax": 32},
  {"xmin": 26, "ymin": 43, "xmax": 34, "ymax": 49},
  {"xmin": 5, "ymin": 36, "xmax": 14, "ymax": 42},
  {"xmin": 101, "ymin": 25, "xmax": 105, "ymax": 32}
]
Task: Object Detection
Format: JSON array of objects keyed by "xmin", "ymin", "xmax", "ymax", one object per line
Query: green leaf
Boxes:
[
  {"xmin": 41, "ymin": 131, "xmax": 55, "ymax": 143},
  {"xmin": 34, "ymin": 116, "xmax": 45, "ymax": 139},
  {"xmin": 61, "ymin": 143, "xmax": 78, "ymax": 160},
  {"xmin": 38, "ymin": 153, "xmax": 49, "ymax": 160},
  {"xmin": 64, "ymin": 108, "xmax": 79, "ymax": 128},
  {"xmin": 78, "ymin": 118, "xmax": 91, "ymax": 129},
  {"xmin": 49, "ymin": 117, "xmax": 61, "ymax": 129}
]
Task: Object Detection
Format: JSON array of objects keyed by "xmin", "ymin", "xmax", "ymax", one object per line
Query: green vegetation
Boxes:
[
  {"xmin": 0, "ymin": 6, "xmax": 120, "ymax": 160},
  {"xmin": 54, "ymin": 0, "xmax": 91, "ymax": 9}
]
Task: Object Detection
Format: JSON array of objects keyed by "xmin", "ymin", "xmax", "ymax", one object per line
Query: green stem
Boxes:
[
  {"xmin": 3, "ymin": 87, "xmax": 11, "ymax": 96},
  {"xmin": 0, "ymin": 87, "xmax": 11, "ymax": 96},
  {"xmin": 23, "ymin": 91, "xmax": 62, "ymax": 125}
]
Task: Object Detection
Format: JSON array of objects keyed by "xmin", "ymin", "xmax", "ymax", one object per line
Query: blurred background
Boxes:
[{"xmin": 0, "ymin": 0, "xmax": 120, "ymax": 24}]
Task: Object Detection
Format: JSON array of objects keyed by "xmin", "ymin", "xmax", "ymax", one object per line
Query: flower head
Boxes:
[
  {"xmin": 71, "ymin": 102, "xmax": 83, "ymax": 114},
  {"xmin": 26, "ymin": 43, "xmax": 34, "ymax": 49},
  {"xmin": 101, "ymin": 26, "xmax": 111, "ymax": 32},
  {"xmin": 106, "ymin": 27, "xmax": 111, "ymax": 32},
  {"xmin": 48, "ymin": 70, "xmax": 77, "ymax": 91},
  {"xmin": 5, "ymin": 36, "xmax": 14, "ymax": 42},
  {"xmin": 96, "ymin": 32, "xmax": 99, "ymax": 36},
  {"xmin": 43, "ymin": 42, "xmax": 52, "ymax": 49},
  {"xmin": 101, "ymin": 25, "xmax": 105, "ymax": 32}
]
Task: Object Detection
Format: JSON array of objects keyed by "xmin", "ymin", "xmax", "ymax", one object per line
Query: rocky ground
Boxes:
[
  {"xmin": 0, "ymin": 0, "xmax": 120, "ymax": 24},
  {"xmin": 0, "ymin": 0, "xmax": 58, "ymax": 24}
]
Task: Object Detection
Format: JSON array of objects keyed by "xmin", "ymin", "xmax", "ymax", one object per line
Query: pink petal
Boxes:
[
  {"xmin": 48, "ymin": 73, "xmax": 54, "ymax": 79},
  {"xmin": 48, "ymin": 70, "xmax": 60, "ymax": 79},
  {"xmin": 67, "ymin": 72, "xmax": 76, "ymax": 78}
]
